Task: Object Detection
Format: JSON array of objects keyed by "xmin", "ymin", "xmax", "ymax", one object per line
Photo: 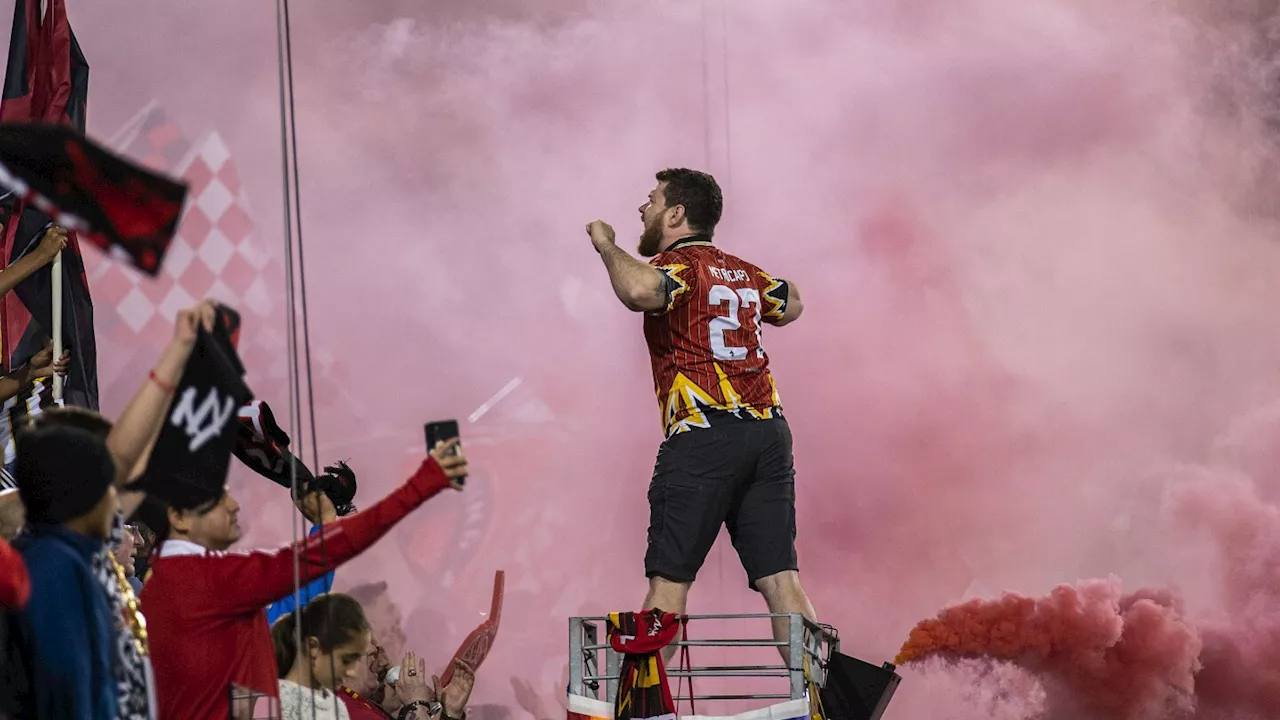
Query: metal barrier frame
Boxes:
[{"xmin": 569, "ymin": 613, "xmax": 840, "ymax": 702}]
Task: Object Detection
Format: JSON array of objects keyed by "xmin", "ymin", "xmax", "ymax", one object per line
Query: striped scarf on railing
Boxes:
[{"xmin": 607, "ymin": 610, "xmax": 680, "ymax": 720}]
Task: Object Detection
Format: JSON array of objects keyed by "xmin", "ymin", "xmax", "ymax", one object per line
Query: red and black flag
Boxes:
[
  {"xmin": 0, "ymin": 200, "xmax": 97, "ymax": 408},
  {"xmin": 0, "ymin": 0, "xmax": 97, "ymax": 414},
  {"xmin": 0, "ymin": 124, "xmax": 187, "ymax": 275},
  {"xmin": 1, "ymin": 0, "xmax": 88, "ymax": 131}
]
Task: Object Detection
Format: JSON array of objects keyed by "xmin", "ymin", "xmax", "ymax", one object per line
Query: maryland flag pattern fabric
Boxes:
[{"xmin": 607, "ymin": 610, "xmax": 680, "ymax": 720}]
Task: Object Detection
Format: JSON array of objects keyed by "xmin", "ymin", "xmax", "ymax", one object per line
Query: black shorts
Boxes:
[{"xmin": 644, "ymin": 416, "xmax": 798, "ymax": 590}]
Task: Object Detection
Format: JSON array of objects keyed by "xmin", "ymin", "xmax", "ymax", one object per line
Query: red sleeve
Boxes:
[
  {"xmin": 0, "ymin": 536, "xmax": 30, "ymax": 610},
  {"xmin": 207, "ymin": 457, "xmax": 452, "ymax": 612},
  {"xmin": 649, "ymin": 252, "xmax": 696, "ymax": 316}
]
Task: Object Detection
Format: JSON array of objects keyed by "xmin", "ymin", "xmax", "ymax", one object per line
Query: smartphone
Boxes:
[{"xmin": 425, "ymin": 419, "xmax": 465, "ymax": 486}]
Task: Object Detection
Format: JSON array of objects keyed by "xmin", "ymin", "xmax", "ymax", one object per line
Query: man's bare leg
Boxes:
[
  {"xmin": 643, "ymin": 575, "xmax": 692, "ymax": 665},
  {"xmin": 755, "ymin": 570, "xmax": 818, "ymax": 665}
]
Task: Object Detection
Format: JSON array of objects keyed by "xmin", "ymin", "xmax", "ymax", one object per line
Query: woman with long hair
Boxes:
[{"xmin": 272, "ymin": 593, "xmax": 371, "ymax": 720}]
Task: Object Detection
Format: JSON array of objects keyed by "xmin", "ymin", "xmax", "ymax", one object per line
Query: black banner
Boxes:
[{"xmin": 137, "ymin": 305, "xmax": 252, "ymax": 510}]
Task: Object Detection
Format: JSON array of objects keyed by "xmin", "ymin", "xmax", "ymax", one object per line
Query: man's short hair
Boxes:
[
  {"xmin": 656, "ymin": 168, "xmax": 723, "ymax": 235},
  {"xmin": 16, "ymin": 424, "xmax": 115, "ymax": 525},
  {"xmin": 30, "ymin": 406, "xmax": 112, "ymax": 437}
]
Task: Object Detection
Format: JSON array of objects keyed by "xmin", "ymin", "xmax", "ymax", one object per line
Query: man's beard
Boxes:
[{"xmin": 637, "ymin": 218, "xmax": 663, "ymax": 257}]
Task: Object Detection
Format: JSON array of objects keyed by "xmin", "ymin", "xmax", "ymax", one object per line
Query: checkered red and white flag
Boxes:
[{"xmin": 89, "ymin": 104, "xmax": 286, "ymax": 411}]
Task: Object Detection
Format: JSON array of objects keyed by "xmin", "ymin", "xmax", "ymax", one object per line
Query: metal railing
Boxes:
[{"xmin": 569, "ymin": 613, "xmax": 840, "ymax": 702}]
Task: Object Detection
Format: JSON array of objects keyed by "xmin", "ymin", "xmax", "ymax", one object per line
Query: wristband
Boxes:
[
  {"xmin": 148, "ymin": 370, "xmax": 176, "ymax": 394},
  {"xmin": 400, "ymin": 700, "xmax": 441, "ymax": 720}
]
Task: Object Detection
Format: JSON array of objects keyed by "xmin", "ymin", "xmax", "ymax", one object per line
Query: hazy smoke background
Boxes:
[{"xmin": 46, "ymin": 0, "xmax": 1280, "ymax": 715}]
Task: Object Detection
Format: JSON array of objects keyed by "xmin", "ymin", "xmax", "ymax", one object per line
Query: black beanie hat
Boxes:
[{"xmin": 16, "ymin": 424, "xmax": 116, "ymax": 525}]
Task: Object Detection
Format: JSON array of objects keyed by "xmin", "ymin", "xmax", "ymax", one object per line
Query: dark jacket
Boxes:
[{"xmin": 12, "ymin": 523, "xmax": 116, "ymax": 719}]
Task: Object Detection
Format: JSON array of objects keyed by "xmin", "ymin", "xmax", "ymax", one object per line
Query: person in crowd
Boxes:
[
  {"xmin": 0, "ymin": 533, "xmax": 30, "ymax": 720},
  {"xmin": 339, "ymin": 635, "xmax": 392, "ymax": 718},
  {"xmin": 382, "ymin": 653, "xmax": 475, "ymax": 720},
  {"xmin": 347, "ymin": 581, "xmax": 408, "ymax": 663},
  {"xmin": 0, "ymin": 533, "xmax": 27, "ymax": 611},
  {"xmin": 139, "ymin": 439, "xmax": 470, "ymax": 720},
  {"xmin": 0, "ymin": 338, "xmax": 70, "ymax": 431},
  {"xmin": 0, "ymin": 224, "xmax": 65, "ymax": 299},
  {"xmin": 131, "ymin": 523, "xmax": 155, "ymax": 585},
  {"xmin": 266, "ymin": 462, "xmax": 358, "ymax": 625},
  {"xmin": 114, "ymin": 524, "xmax": 144, "ymax": 595},
  {"xmin": 0, "ymin": 488, "xmax": 23, "ymax": 541},
  {"xmin": 12, "ymin": 297, "xmax": 227, "ymax": 720},
  {"xmin": 10, "ymin": 423, "xmax": 121, "ymax": 719},
  {"xmin": 338, "ymin": 636, "xmax": 474, "ymax": 720},
  {"xmin": 31, "ymin": 407, "xmax": 162, "ymax": 720},
  {"xmin": 272, "ymin": 592, "xmax": 370, "ymax": 720}
]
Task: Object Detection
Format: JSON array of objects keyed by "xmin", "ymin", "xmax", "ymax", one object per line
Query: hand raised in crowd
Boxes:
[
  {"xmin": 35, "ymin": 225, "xmax": 67, "ymax": 263},
  {"xmin": 429, "ymin": 437, "xmax": 469, "ymax": 489},
  {"xmin": 27, "ymin": 339, "xmax": 69, "ymax": 379},
  {"xmin": 435, "ymin": 660, "xmax": 476, "ymax": 718},
  {"xmin": 395, "ymin": 650, "xmax": 433, "ymax": 704},
  {"xmin": 173, "ymin": 299, "xmax": 219, "ymax": 346}
]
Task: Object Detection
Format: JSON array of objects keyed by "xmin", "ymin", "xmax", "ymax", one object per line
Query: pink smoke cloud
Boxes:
[{"xmin": 60, "ymin": 0, "xmax": 1280, "ymax": 715}]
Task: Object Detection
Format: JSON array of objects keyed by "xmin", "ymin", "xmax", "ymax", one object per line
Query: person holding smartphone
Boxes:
[{"xmin": 139, "ymin": 438, "xmax": 469, "ymax": 720}]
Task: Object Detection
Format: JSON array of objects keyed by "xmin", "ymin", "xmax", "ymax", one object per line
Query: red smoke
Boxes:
[
  {"xmin": 895, "ymin": 580, "xmax": 1200, "ymax": 719},
  {"xmin": 896, "ymin": 473, "xmax": 1280, "ymax": 719}
]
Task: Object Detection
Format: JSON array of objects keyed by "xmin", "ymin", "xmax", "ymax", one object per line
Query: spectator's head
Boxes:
[
  {"xmin": 347, "ymin": 581, "xmax": 406, "ymax": 660},
  {"xmin": 163, "ymin": 487, "xmax": 242, "ymax": 552},
  {"xmin": 272, "ymin": 592, "xmax": 371, "ymax": 691},
  {"xmin": 29, "ymin": 407, "xmax": 120, "ymax": 545},
  {"xmin": 15, "ymin": 424, "xmax": 118, "ymax": 540},
  {"xmin": 113, "ymin": 524, "xmax": 142, "ymax": 576},
  {"xmin": 344, "ymin": 635, "xmax": 390, "ymax": 698},
  {"xmin": 32, "ymin": 406, "xmax": 111, "ymax": 436},
  {"xmin": 638, "ymin": 168, "xmax": 723, "ymax": 257},
  {"xmin": 0, "ymin": 488, "xmax": 24, "ymax": 541}
]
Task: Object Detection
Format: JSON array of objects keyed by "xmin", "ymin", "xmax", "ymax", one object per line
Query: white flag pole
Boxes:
[{"xmin": 51, "ymin": 248, "xmax": 63, "ymax": 404}]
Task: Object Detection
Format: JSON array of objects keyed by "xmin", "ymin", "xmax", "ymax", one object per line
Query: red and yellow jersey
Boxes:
[{"xmin": 643, "ymin": 235, "xmax": 791, "ymax": 437}]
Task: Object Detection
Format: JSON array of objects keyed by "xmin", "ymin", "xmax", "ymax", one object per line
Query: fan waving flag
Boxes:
[
  {"xmin": 135, "ymin": 304, "xmax": 252, "ymax": 510},
  {"xmin": 2, "ymin": 202, "xmax": 97, "ymax": 409},
  {"xmin": 0, "ymin": 123, "xmax": 189, "ymax": 275}
]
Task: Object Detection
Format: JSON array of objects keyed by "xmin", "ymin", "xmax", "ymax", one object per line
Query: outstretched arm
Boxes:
[
  {"xmin": 208, "ymin": 443, "xmax": 467, "ymax": 612},
  {"xmin": 587, "ymin": 220, "xmax": 666, "ymax": 312},
  {"xmin": 112, "ymin": 301, "xmax": 217, "ymax": 519},
  {"xmin": 0, "ymin": 340, "xmax": 69, "ymax": 405}
]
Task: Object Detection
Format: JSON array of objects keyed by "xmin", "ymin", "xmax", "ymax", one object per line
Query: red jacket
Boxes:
[
  {"xmin": 0, "ymin": 536, "xmax": 30, "ymax": 609},
  {"xmin": 340, "ymin": 686, "xmax": 393, "ymax": 719},
  {"xmin": 140, "ymin": 458, "xmax": 452, "ymax": 720}
]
